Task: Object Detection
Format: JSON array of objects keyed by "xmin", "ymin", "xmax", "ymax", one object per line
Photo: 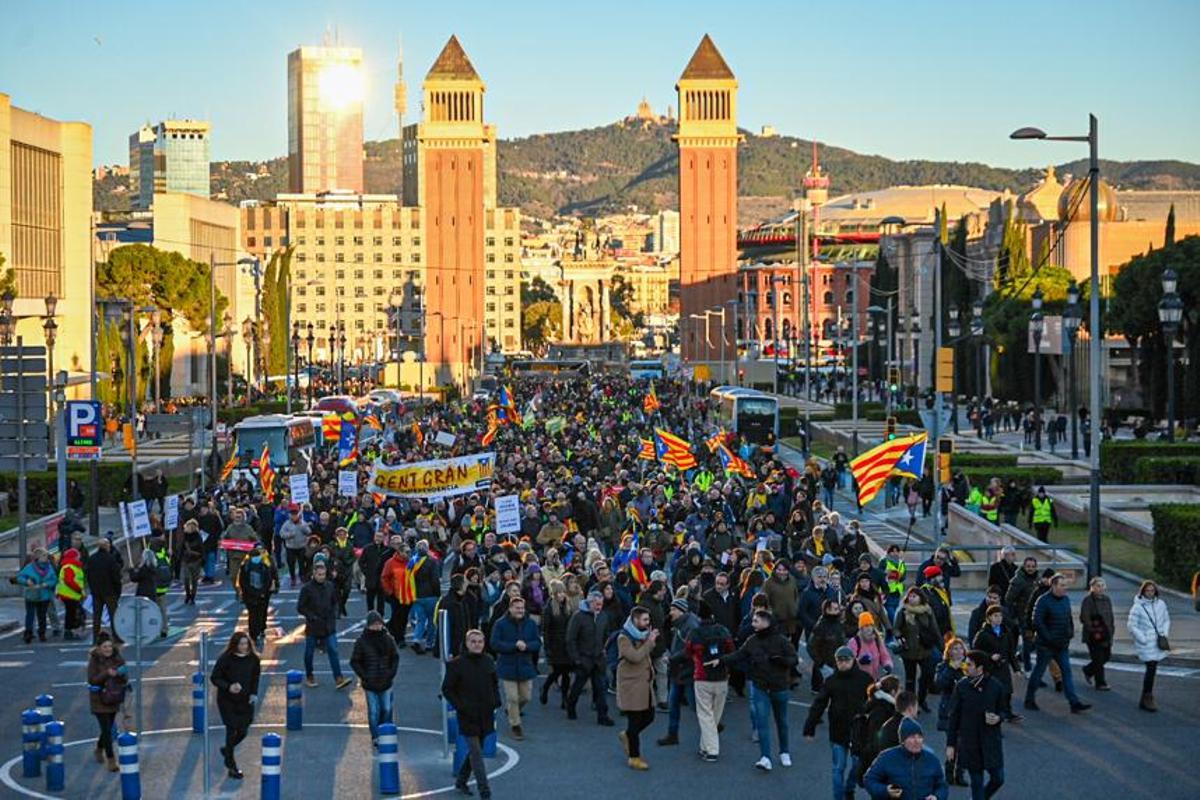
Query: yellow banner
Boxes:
[{"xmin": 367, "ymin": 453, "xmax": 495, "ymax": 499}]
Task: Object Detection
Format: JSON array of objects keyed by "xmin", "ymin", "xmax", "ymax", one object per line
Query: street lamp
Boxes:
[
  {"xmin": 1030, "ymin": 287, "xmax": 1044, "ymax": 450},
  {"xmin": 222, "ymin": 312, "xmax": 234, "ymax": 408},
  {"xmin": 1063, "ymin": 281, "xmax": 1082, "ymax": 458},
  {"xmin": 305, "ymin": 323, "xmax": 315, "ymax": 408},
  {"xmin": 971, "ymin": 300, "xmax": 985, "ymax": 401},
  {"xmin": 291, "ymin": 322, "xmax": 301, "ymax": 411},
  {"xmin": 149, "ymin": 309, "xmax": 163, "ymax": 412},
  {"xmin": 908, "ymin": 310, "xmax": 921, "ymax": 400},
  {"xmin": 947, "ymin": 306, "xmax": 961, "ymax": 434},
  {"xmin": 242, "ymin": 318, "xmax": 254, "ymax": 406},
  {"xmin": 1158, "ymin": 268, "xmax": 1183, "ymax": 443}
]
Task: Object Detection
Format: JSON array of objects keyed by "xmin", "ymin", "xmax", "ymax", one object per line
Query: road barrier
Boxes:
[
  {"xmin": 260, "ymin": 732, "xmax": 282, "ymax": 800},
  {"xmin": 43, "ymin": 720, "xmax": 64, "ymax": 791},
  {"xmin": 191, "ymin": 672, "xmax": 205, "ymax": 734},
  {"xmin": 118, "ymin": 732, "xmax": 140, "ymax": 800},
  {"xmin": 286, "ymin": 670, "xmax": 304, "ymax": 731},
  {"xmin": 377, "ymin": 723, "xmax": 400, "ymax": 796},
  {"xmin": 21, "ymin": 708, "xmax": 41, "ymax": 778},
  {"xmin": 35, "ymin": 694, "xmax": 53, "ymax": 766}
]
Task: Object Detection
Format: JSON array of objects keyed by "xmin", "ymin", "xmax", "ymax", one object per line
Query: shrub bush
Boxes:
[
  {"xmin": 835, "ymin": 402, "xmax": 884, "ymax": 420},
  {"xmin": 1150, "ymin": 504, "xmax": 1200, "ymax": 589},
  {"xmin": 863, "ymin": 408, "xmax": 923, "ymax": 427},
  {"xmin": 217, "ymin": 402, "xmax": 289, "ymax": 425},
  {"xmin": 1100, "ymin": 440, "xmax": 1200, "ymax": 482},
  {"xmin": 1133, "ymin": 457, "xmax": 1200, "ymax": 485},
  {"xmin": 950, "ymin": 454, "xmax": 1019, "ymax": 468},
  {"xmin": 956, "ymin": 465, "xmax": 1062, "ymax": 489},
  {"xmin": 0, "ymin": 463, "xmax": 132, "ymax": 517}
]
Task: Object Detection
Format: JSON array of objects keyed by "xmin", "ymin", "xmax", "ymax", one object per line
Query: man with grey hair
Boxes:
[
  {"xmin": 987, "ymin": 545, "xmax": 1018, "ymax": 600},
  {"xmin": 799, "ymin": 565, "xmax": 835, "ymax": 642},
  {"xmin": 565, "ymin": 590, "xmax": 615, "ymax": 726}
]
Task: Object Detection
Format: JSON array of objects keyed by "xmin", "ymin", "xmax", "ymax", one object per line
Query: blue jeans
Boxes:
[
  {"xmin": 667, "ymin": 682, "xmax": 695, "ymax": 735},
  {"xmin": 303, "ymin": 634, "xmax": 344, "ymax": 680},
  {"xmin": 969, "ymin": 766, "xmax": 1005, "ymax": 800},
  {"xmin": 1025, "ymin": 646, "xmax": 1080, "ymax": 705},
  {"xmin": 883, "ymin": 595, "xmax": 899, "ymax": 626},
  {"xmin": 364, "ymin": 689, "xmax": 394, "ymax": 741},
  {"xmin": 831, "ymin": 743, "xmax": 859, "ymax": 800},
  {"xmin": 24, "ymin": 600, "xmax": 48, "ymax": 636},
  {"xmin": 822, "ymin": 487, "xmax": 835, "ymax": 509},
  {"xmin": 412, "ymin": 597, "xmax": 438, "ymax": 647},
  {"xmin": 749, "ymin": 683, "xmax": 790, "ymax": 760},
  {"xmin": 204, "ymin": 551, "xmax": 217, "ymax": 580}
]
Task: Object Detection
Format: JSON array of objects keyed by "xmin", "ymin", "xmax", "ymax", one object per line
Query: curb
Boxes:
[
  {"xmin": 1068, "ymin": 645, "xmax": 1200, "ymax": 670},
  {"xmin": 1099, "ymin": 562, "xmax": 1193, "ymax": 602},
  {"xmin": 0, "ymin": 619, "xmax": 17, "ymax": 635}
]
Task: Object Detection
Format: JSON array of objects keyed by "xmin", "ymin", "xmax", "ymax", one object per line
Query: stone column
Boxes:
[
  {"xmin": 566, "ymin": 280, "xmax": 575, "ymax": 342},
  {"xmin": 600, "ymin": 279, "xmax": 610, "ymax": 341}
]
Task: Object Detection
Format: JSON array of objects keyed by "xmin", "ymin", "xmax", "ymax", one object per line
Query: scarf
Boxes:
[{"xmin": 622, "ymin": 618, "xmax": 649, "ymax": 642}]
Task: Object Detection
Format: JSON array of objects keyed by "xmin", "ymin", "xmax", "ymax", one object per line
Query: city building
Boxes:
[
  {"xmin": 128, "ymin": 119, "xmax": 211, "ymax": 210},
  {"xmin": 0, "ymin": 92, "xmax": 92, "ymax": 384},
  {"xmin": 676, "ymin": 34, "xmax": 740, "ymax": 362},
  {"xmin": 616, "ymin": 259, "xmax": 672, "ymax": 315},
  {"xmin": 650, "ymin": 209, "xmax": 680, "ymax": 255},
  {"xmin": 287, "ymin": 44, "xmax": 365, "ymax": 194}
]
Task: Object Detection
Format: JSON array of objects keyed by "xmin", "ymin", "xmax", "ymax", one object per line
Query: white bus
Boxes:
[
  {"xmin": 628, "ymin": 359, "xmax": 666, "ymax": 380},
  {"xmin": 710, "ymin": 387, "xmax": 779, "ymax": 445},
  {"xmin": 229, "ymin": 414, "xmax": 317, "ymax": 479}
]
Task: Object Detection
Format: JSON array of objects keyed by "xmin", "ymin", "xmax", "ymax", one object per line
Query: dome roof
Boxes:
[
  {"xmin": 1017, "ymin": 166, "xmax": 1064, "ymax": 222},
  {"xmin": 1057, "ymin": 175, "xmax": 1119, "ymax": 222}
]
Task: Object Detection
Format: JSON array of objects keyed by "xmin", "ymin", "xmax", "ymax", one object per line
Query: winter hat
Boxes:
[
  {"xmin": 365, "ymin": 611, "xmax": 384, "ymax": 627},
  {"xmin": 671, "ymin": 599, "xmax": 690, "ymax": 613},
  {"xmin": 857, "ymin": 612, "xmax": 875, "ymax": 629},
  {"xmin": 1041, "ymin": 568, "xmax": 1056, "ymax": 579},
  {"xmin": 899, "ymin": 718, "xmax": 924, "ymax": 741},
  {"xmin": 811, "ymin": 566, "xmax": 829, "ymax": 579},
  {"xmin": 834, "ymin": 646, "xmax": 855, "ymax": 662},
  {"xmin": 922, "ymin": 565, "xmax": 942, "ymax": 579}
]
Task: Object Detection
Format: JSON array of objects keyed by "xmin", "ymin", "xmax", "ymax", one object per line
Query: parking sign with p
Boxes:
[{"xmin": 66, "ymin": 400, "xmax": 103, "ymax": 460}]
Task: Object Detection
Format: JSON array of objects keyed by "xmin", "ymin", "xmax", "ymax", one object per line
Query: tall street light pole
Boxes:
[
  {"xmin": 1158, "ymin": 268, "xmax": 1183, "ymax": 443},
  {"xmin": 1064, "ymin": 282, "xmax": 1082, "ymax": 458},
  {"xmin": 1031, "ymin": 287, "xmax": 1045, "ymax": 451},
  {"xmin": 1011, "ymin": 113, "xmax": 1102, "ymax": 579}
]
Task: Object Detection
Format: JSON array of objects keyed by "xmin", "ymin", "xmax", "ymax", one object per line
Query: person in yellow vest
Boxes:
[
  {"xmin": 882, "ymin": 544, "xmax": 908, "ymax": 625},
  {"xmin": 980, "ymin": 486, "xmax": 1001, "ymax": 525},
  {"xmin": 55, "ymin": 548, "xmax": 87, "ymax": 641},
  {"xmin": 1027, "ymin": 486, "xmax": 1057, "ymax": 542}
]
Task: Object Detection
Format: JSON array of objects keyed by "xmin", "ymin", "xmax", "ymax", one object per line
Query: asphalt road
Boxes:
[{"xmin": 0, "ymin": 577, "xmax": 1196, "ymax": 799}]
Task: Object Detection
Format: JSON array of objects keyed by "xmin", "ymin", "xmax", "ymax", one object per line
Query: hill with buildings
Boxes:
[{"xmin": 93, "ymin": 121, "xmax": 1200, "ymax": 223}]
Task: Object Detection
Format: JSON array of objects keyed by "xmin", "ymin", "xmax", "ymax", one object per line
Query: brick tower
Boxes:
[{"xmin": 675, "ymin": 34, "xmax": 740, "ymax": 364}]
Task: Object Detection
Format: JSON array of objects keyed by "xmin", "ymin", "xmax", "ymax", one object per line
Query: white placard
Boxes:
[
  {"xmin": 289, "ymin": 473, "xmax": 311, "ymax": 505},
  {"xmin": 494, "ymin": 493, "xmax": 521, "ymax": 535},
  {"xmin": 128, "ymin": 499, "xmax": 152, "ymax": 538},
  {"xmin": 163, "ymin": 494, "xmax": 180, "ymax": 530},
  {"xmin": 118, "ymin": 502, "xmax": 129, "ymax": 539},
  {"xmin": 338, "ymin": 469, "xmax": 358, "ymax": 497},
  {"xmin": 434, "ymin": 430, "xmax": 457, "ymax": 448}
]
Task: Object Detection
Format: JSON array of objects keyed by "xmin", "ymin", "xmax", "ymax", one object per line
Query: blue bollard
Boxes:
[
  {"xmin": 191, "ymin": 672, "xmax": 205, "ymax": 734},
  {"xmin": 44, "ymin": 720, "xmax": 64, "ymax": 791},
  {"xmin": 22, "ymin": 709, "xmax": 41, "ymax": 778},
  {"xmin": 118, "ymin": 732, "xmax": 141, "ymax": 800},
  {"xmin": 35, "ymin": 694, "xmax": 53, "ymax": 764},
  {"xmin": 260, "ymin": 732, "xmax": 282, "ymax": 800},
  {"xmin": 285, "ymin": 670, "xmax": 303, "ymax": 731},
  {"xmin": 377, "ymin": 723, "xmax": 400, "ymax": 796},
  {"xmin": 482, "ymin": 711, "xmax": 498, "ymax": 757}
]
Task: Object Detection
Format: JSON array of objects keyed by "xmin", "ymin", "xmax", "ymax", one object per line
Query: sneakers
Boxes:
[
  {"xmin": 305, "ymin": 676, "xmax": 319, "ymax": 688},
  {"xmin": 627, "ymin": 757, "xmax": 649, "ymax": 771},
  {"xmin": 597, "ymin": 716, "xmax": 615, "ymax": 727},
  {"xmin": 511, "ymin": 725, "xmax": 524, "ymax": 741},
  {"xmin": 779, "ymin": 753, "xmax": 792, "ymax": 767},
  {"xmin": 700, "ymin": 752, "xmax": 718, "ymax": 763},
  {"xmin": 755, "ymin": 756, "xmax": 773, "ymax": 772},
  {"xmin": 1096, "ymin": 683, "xmax": 1112, "ymax": 692},
  {"xmin": 454, "ymin": 781, "xmax": 474, "ymax": 796},
  {"xmin": 335, "ymin": 676, "xmax": 353, "ymax": 690}
]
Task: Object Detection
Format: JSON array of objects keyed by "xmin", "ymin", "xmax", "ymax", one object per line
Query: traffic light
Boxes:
[
  {"xmin": 886, "ymin": 416, "xmax": 897, "ymax": 440},
  {"xmin": 887, "ymin": 367, "xmax": 900, "ymax": 393},
  {"xmin": 936, "ymin": 347, "xmax": 954, "ymax": 393},
  {"xmin": 937, "ymin": 437, "xmax": 954, "ymax": 483}
]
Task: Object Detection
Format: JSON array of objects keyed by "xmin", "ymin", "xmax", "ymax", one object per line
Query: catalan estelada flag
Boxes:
[
  {"xmin": 338, "ymin": 424, "xmax": 358, "ymax": 466},
  {"xmin": 850, "ymin": 433, "xmax": 928, "ymax": 506},
  {"xmin": 638, "ymin": 438, "xmax": 657, "ymax": 461},
  {"xmin": 363, "ymin": 414, "xmax": 383, "ymax": 431},
  {"xmin": 481, "ymin": 410, "xmax": 500, "ymax": 446},
  {"xmin": 654, "ymin": 427, "xmax": 697, "ymax": 471},
  {"xmin": 717, "ymin": 443, "xmax": 755, "ymax": 479},
  {"xmin": 642, "ymin": 381, "xmax": 661, "ymax": 415},
  {"xmin": 411, "ymin": 421, "xmax": 425, "ymax": 449},
  {"xmin": 257, "ymin": 442, "xmax": 277, "ymax": 501},
  {"xmin": 629, "ymin": 554, "xmax": 649, "ymax": 588},
  {"xmin": 219, "ymin": 439, "xmax": 239, "ymax": 481},
  {"xmin": 322, "ymin": 414, "xmax": 342, "ymax": 441},
  {"xmin": 705, "ymin": 430, "xmax": 727, "ymax": 453}
]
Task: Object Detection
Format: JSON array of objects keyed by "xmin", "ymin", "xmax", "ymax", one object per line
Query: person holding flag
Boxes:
[
  {"xmin": 643, "ymin": 381, "xmax": 661, "ymax": 415},
  {"xmin": 654, "ymin": 428, "xmax": 698, "ymax": 472},
  {"xmin": 257, "ymin": 443, "xmax": 277, "ymax": 502},
  {"xmin": 848, "ymin": 434, "xmax": 928, "ymax": 509}
]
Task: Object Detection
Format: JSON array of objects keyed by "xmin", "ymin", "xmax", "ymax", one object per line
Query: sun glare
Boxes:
[{"xmin": 317, "ymin": 62, "xmax": 365, "ymax": 111}]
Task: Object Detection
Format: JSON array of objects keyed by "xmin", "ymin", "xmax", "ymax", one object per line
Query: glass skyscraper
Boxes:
[{"xmin": 128, "ymin": 119, "xmax": 211, "ymax": 210}]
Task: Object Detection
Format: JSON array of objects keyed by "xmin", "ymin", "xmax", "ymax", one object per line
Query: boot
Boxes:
[
  {"xmin": 1139, "ymin": 693, "xmax": 1157, "ymax": 712},
  {"xmin": 106, "ymin": 755, "xmax": 119, "ymax": 772},
  {"xmin": 539, "ymin": 683, "xmax": 550, "ymax": 706}
]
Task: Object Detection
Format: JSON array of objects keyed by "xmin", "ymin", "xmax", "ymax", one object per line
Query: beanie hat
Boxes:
[
  {"xmin": 365, "ymin": 611, "xmax": 384, "ymax": 627},
  {"xmin": 857, "ymin": 611, "xmax": 875, "ymax": 629},
  {"xmin": 671, "ymin": 599, "xmax": 689, "ymax": 613},
  {"xmin": 834, "ymin": 646, "xmax": 855, "ymax": 661},
  {"xmin": 899, "ymin": 718, "xmax": 924, "ymax": 741},
  {"xmin": 1041, "ymin": 567, "xmax": 1056, "ymax": 578},
  {"xmin": 922, "ymin": 565, "xmax": 942, "ymax": 579}
]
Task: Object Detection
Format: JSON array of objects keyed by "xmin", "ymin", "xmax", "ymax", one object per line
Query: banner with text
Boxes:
[{"xmin": 368, "ymin": 452, "xmax": 495, "ymax": 499}]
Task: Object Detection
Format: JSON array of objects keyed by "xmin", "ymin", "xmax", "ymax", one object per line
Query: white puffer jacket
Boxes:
[{"xmin": 1127, "ymin": 596, "xmax": 1171, "ymax": 663}]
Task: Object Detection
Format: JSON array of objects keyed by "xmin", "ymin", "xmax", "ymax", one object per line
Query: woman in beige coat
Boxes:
[{"xmin": 615, "ymin": 606, "xmax": 658, "ymax": 770}]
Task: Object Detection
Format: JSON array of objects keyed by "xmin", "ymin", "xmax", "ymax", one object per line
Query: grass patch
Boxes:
[
  {"xmin": 1033, "ymin": 522, "xmax": 1164, "ymax": 583},
  {"xmin": 781, "ymin": 437, "xmax": 836, "ymax": 461}
]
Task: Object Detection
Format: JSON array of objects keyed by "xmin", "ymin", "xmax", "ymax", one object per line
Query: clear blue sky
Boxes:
[{"xmin": 3, "ymin": 0, "xmax": 1197, "ymax": 170}]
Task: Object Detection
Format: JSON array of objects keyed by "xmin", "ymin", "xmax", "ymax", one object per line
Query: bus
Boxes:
[
  {"xmin": 230, "ymin": 414, "xmax": 317, "ymax": 478},
  {"xmin": 710, "ymin": 387, "xmax": 779, "ymax": 446},
  {"xmin": 509, "ymin": 359, "xmax": 591, "ymax": 379},
  {"xmin": 628, "ymin": 359, "xmax": 666, "ymax": 381}
]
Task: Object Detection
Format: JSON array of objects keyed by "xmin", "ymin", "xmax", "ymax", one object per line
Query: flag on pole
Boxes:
[
  {"xmin": 321, "ymin": 414, "xmax": 342, "ymax": 441},
  {"xmin": 638, "ymin": 438, "xmax": 657, "ymax": 461},
  {"xmin": 338, "ymin": 424, "xmax": 358, "ymax": 465},
  {"xmin": 850, "ymin": 433, "xmax": 928, "ymax": 506},
  {"xmin": 705, "ymin": 430, "xmax": 727, "ymax": 453},
  {"xmin": 256, "ymin": 442, "xmax": 277, "ymax": 501},
  {"xmin": 219, "ymin": 439, "xmax": 239, "ymax": 482},
  {"xmin": 481, "ymin": 410, "xmax": 500, "ymax": 446},
  {"xmin": 717, "ymin": 443, "xmax": 755, "ymax": 479},
  {"xmin": 891, "ymin": 436, "xmax": 928, "ymax": 480},
  {"xmin": 363, "ymin": 414, "xmax": 383, "ymax": 431},
  {"xmin": 642, "ymin": 381, "xmax": 661, "ymax": 414},
  {"xmin": 629, "ymin": 554, "xmax": 649, "ymax": 588},
  {"xmin": 654, "ymin": 428, "xmax": 697, "ymax": 471}
]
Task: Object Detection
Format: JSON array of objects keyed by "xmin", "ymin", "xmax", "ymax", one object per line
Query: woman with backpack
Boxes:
[
  {"xmin": 210, "ymin": 631, "xmax": 262, "ymax": 779},
  {"xmin": 87, "ymin": 632, "xmax": 127, "ymax": 772}
]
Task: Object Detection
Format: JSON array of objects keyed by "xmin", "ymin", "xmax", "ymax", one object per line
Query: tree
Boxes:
[
  {"xmin": 259, "ymin": 248, "xmax": 292, "ymax": 378},
  {"xmin": 521, "ymin": 301, "xmax": 562, "ymax": 356},
  {"xmin": 522, "ymin": 276, "xmax": 558, "ymax": 305},
  {"xmin": 261, "ymin": 251, "xmax": 278, "ymax": 379},
  {"xmin": 1166, "ymin": 203, "xmax": 1176, "ymax": 246},
  {"xmin": 0, "ymin": 252, "xmax": 15, "ymax": 298},
  {"xmin": 609, "ymin": 274, "xmax": 644, "ymax": 329}
]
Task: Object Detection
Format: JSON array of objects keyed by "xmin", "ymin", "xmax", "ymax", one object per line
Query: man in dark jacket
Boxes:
[
  {"xmin": 947, "ymin": 651, "xmax": 1005, "ymax": 800},
  {"xmin": 236, "ymin": 545, "xmax": 278, "ymax": 646},
  {"xmin": 1024, "ymin": 574, "xmax": 1090, "ymax": 713},
  {"xmin": 85, "ymin": 536, "xmax": 124, "ymax": 645},
  {"xmin": 684, "ymin": 601, "xmax": 734, "ymax": 761},
  {"xmin": 702, "ymin": 572, "xmax": 743, "ymax": 693},
  {"xmin": 297, "ymin": 562, "xmax": 352, "ymax": 689},
  {"xmin": 864, "ymin": 718, "xmax": 948, "ymax": 800},
  {"xmin": 986, "ymin": 546, "xmax": 1018, "ymax": 601},
  {"xmin": 410, "ymin": 539, "xmax": 443, "ymax": 654},
  {"xmin": 720, "ymin": 610, "xmax": 797, "ymax": 771},
  {"xmin": 1003, "ymin": 558, "xmax": 1041, "ymax": 671},
  {"xmin": 917, "ymin": 547, "xmax": 961, "ymax": 602},
  {"xmin": 436, "ymin": 574, "xmax": 473, "ymax": 659},
  {"xmin": 350, "ymin": 610, "xmax": 400, "ymax": 746},
  {"xmin": 803, "ymin": 646, "xmax": 873, "ymax": 798},
  {"xmin": 798, "ymin": 566, "xmax": 835, "ymax": 641},
  {"xmin": 358, "ymin": 530, "xmax": 392, "ymax": 616},
  {"xmin": 565, "ymin": 590, "xmax": 615, "ymax": 726},
  {"xmin": 442, "ymin": 629, "xmax": 500, "ymax": 800},
  {"xmin": 489, "ymin": 596, "xmax": 541, "ymax": 740},
  {"xmin": 658, "ymin": 598, "xmax": 699, "ymax": 746}
]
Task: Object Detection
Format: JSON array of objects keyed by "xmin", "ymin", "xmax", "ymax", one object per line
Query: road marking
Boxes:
[
  {"xmin": 0, "ymin": 628, "xmax": 29, "ymax": 641},
  {"xmin": 0, "ymin": 661, "xmax": 31, "ymax": 668}
]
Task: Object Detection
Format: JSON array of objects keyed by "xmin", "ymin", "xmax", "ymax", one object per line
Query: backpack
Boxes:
[
  {"xmin": 154, "ymin": 556, "xmax": 173, "ymax": 589},
  {"xmin": 605, "ymin": 630, "xmax": 624, "ymax": 671}
]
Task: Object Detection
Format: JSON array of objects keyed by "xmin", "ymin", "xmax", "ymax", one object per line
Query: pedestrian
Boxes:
[
  {"xmin": 350, "ymin": 610, "xmax": 400, "ymax": 747},
  {"xmin": 722, "ymin": 608, "xmax": 797, "ymax": 771},
  {"xmin": 971, "ymin": 604, "xmax": 1022, "ymax": 722},
  {"xmin": 658, "ymin": 597, "xmax": 699, "ymax": 747},
  {"xmin": 946, "ymin": 650, "xmax": 1005, "ymax": 800},
  {"xmin": 85, "ymin": 536, "xmax": 124, "ymax": 644},
  {"xmin": 565, "ymin": 590, "xmax": 616, "ymax": 726},
  {"xmin": 1003, "ymin": 558, "xmax": 1040, "ymax": 672},
  {"xmin": 15, "ymin": 547, "xmax": 57, "ymax": 643},
  {"xmin": 329, "ymin": 527, "xmax": 356, "ymax": 616},
  {"xmin": 237, "ymin": 544, "xmax": 279, "ymax": 647},
  {"xmin": 437, "ymin": 573, "xmax": 474, "ymax": 659},
  {"xmin": 148, "ymin": 537, "xmax": 172, "ymax": 636},
  {"xmin": 1127, "ymin": 579, "xmax": 1171, "ymax": 712},
  {"xmin": 359, "ymin": 529, "xmax": 392, "ymax": 616},
  {"xmin": 55, "ymin": 547, "xmax": 87, "ymax": 640},
  {"xmin": 803, "ymin": 645, "xmax": 873, "ymax": 796},
  {"xmin": 848, "ymin": 611, "xmax": 893, "ymax": 681},
  {"xmin": 852, "ymin": 674, "xmax": 901, "ymax": 788},
  {"xmin": 1027, "ymin": 486, "xmax": 1056, "ymax": 543},
  {"xmin": 1079, "ymin": 576, "xmax": 1114, "ymax": 692},
  {"xmin": 410, "ymin": 539, "xmax": 443, "ymax": 655},
  {"xmin": 539, "ymin": 579, "xmax": 574, "ymax": 708},
  {"xmin": 86, "ymin": 632, "xmax": 127, "ymax": 773},
  {"xmin": 297, "ymin": 561, "xmax": 353, "ymax": 689},
  {"xmin": 986, "ymin": 546, "xmax": 1018, "ymax": 602},
  {"xmin": 863, "ymin": 718, "xmax": 949, "ymax": 800},
  {"xmin": 380, "ymin": 538, "xmax": 413, "ymax": 646},
  {"xmin": 442, "ymin": 629, "xmax": 500, "ymax": 799},
  {"xmin": 895, "ymin": 587, "xmax": 938, "ymax": 712},
  {"xmin": 807, "ymin": 597, "xmax": 847, "ymax": 693},
  {"xmin": 1023, "ymin": 574, "xmax": 1090, "ymax": 714},
  {"xmin": 223, "ymin": 508, "xmax": 259, "ymax": 582},
  {"xmin": 279, "ymin": 503, "xmax": 312, "ymax": 588},
  {"xmin": 615, "ymin": 605, "xmax": 659, "ymax": 770},
  {"xmin": 490, "ymin": 596, "xmax": 542, "ymax": 740},
  {"xmin": 210, "ymin": 631, "xmax": 261, "ymax": 780},
  {"xmin": 685, "ymin": 600, "xmax": 734, "ymax": 761},
  {"xmin": 180, "ymin": 519, "xmax": 205, "ymax": 604}
]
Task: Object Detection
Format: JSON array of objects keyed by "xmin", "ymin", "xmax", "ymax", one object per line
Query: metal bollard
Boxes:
[
  {"xmin": 44, "ymin": 720, "xmax": 64, "ymax": 791},
  {"xmin": 285, "ymin": 670, "xmax": 303, "ymax": 731},
  {"xmin": 22, "ymin": 709, "xmax": 42, "ymax": 778},
  {"xmin": 191, "ymin": 672, "xmax": 205, "ymax": 734},
  {"xmin": 118, "ymin": 732, "xmax": 141, "ymax": 800},
  {"xmin": 35, "ymin": 694, "xmax": 54, "ymax": 763},
  {"xmin": 260, "ymin": 732, "xmax": 282, "ymax": 800},
  {"xmin": 377, "ymin": 723, "xmax": 400, "ymax": 796}
]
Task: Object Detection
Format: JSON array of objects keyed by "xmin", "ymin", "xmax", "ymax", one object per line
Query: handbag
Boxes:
[{"xmin": 1141, "ymin": 604, "xmax": 1170, "ymax": 652}]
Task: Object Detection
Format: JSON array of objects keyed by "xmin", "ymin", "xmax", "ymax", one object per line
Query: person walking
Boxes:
[
  {"xmin": 237, "ymin": 545, "xmax": 279, "ymax": 648},
  {"xmin": 149, "ymin": 538, "xmax": 172, "ymax": 637},
  {"xmin": 350, "ymin": 610, "xmax": 400, "ymax": 747},
  {"xmin": 658, "ymin": 598, "xmax": 699, "ymax": 747},
  {"xmin": 895, "ymin": 587, "xmax": 938, "ymax": 713},
  {"xmin": 359, "ymin": 529, "xmax": 392, "ymax": 616},
  {"xmin": 86, "ymin": 632, "xmax": 127, "ymax": 773},
  {"xmin": 210, "ymin": 631, "xmax": 261, "ymax": 780},
  {"xmin": 1023, "ymin": 574, "xmax": 1090, "ymax": 714},
  {"xmin": 181, "ymin": 520, "xmax": 206, "ymax": 604},
  {"xmin": 1079, "ymin": 576, "xmax": 1114, "ymax": 692},
  {"xmin": 1027, "ymin": 487, "xmax": 1056, "ymax": 543},
  {"xmin": 565, "ymin": 590, "xmax": 616, "ymax": 726},
  {"xmin": 297, "ymin": 561, "xmax": 353, "ymax": 689},
  {"xmin": 540, "ymin": 579, "xmax": 574, "ymax": 708},
  {"xmin": 1127, "ymin": 580, "xmax": 1171, "ymax": 712},
  {"xmin": 329, "ymin": 527, "xmax": 357, "ymax": 616},
  {"xmin": 946, "ymin": 651, "xmax": 1005, "ymax": 800},
  {"xmin": 410, "ymin": 540, "xmax": 442, "ymax": 655},
  {"xmin": 443, "ymin": 629, "xmax": 500, "ymax": 799},
  {"xmin": 971, "ymin": 605, "xmax": 1022, "ymax": 722},
  {"xmin": 85, "ymin": 537, "xmax": 124, "ymax": 645},
  {"xmin": 490, "ymin": 596, "xmax": 542, "ymax": 740},
  {"xmin": 863, "ymin": 718, "xmax": 949, "ymax": 800},
  {"xmin": 685, "ymin": 601, "xmax": 734, "ymax": 762},
  {"xmin": 615, "ymin": 605, "xmax": 659, "ymax": 770},
  {"xmin": 803, "ymin": 645, "xmax": 873, "ymax": 797},
  {"xmin": 15, "ymin": 548, "xmax": 57, "ymax": 643},
  {"xmin": 55, "ymin": 548, "xmax": 87, "ymax": 640},
  {"xmin": 380, "ymin": 538, "xmax": 413, "ymax": 646},
  {"xmin": 722, "ymin": 609, "xmax": 797, "ymax": 771},
  {"xmin": 279, "ymin": 504, "xmax": 312, "ymax": 588},
  {"xmin": 848, "ymin": 612, "xmax": 893, "ymax": 681}
]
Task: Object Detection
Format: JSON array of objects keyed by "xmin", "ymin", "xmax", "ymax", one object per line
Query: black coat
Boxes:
[
  {"xmin": 84, "ymin": 548, "xmax": 124, "ymax": 599},
  {"xmin": 565, "ymin": 607, "xmax": 610, "ymax": 670},
  {"xmin": 947, "ymin": 674, "xmax": 1005, "ymax": 771},
  {"xmin": 350, "ymin": 628, "xmax": 400, "ymax": 692},
  {"xmin": 724, "ymin": 627, "xmax": 797, "ymax": 691},
  {"xmin": 987, "ymin": 560, "xmax": 1018, "ymax": 600},
  {"xmin": 804, "ymin": 664, "xmax": 873, "ymax": 745},
  {"xmin": 129, "ymin": 564, "xmax": 157, "ymax": 599},
  {"xmin": 297, "ymin": 578, "xmax": 340, "ymax": 638},
  {"xmin": 972, "ymin": 622, "xmax": 1020, "ymax": 690},
  {"xmin": 436, "ymin": 590, "xmax": 473, "ymax": 659},
  {"xmin": 358, "ymin": 544, "xmax": 393, "ymax": 591},
  {"xmin": 441, "ymin": 652, "xmax": 501, "ymax": 737},
  {"xmin": 210, "ymin": 651, "xmax": 262, "ymax": 711},
  {"xmin": 542, "ymin": 601, "xmax": 572, "ymax": 666},
  {"xmin": 701, "ymin": 589, "xmax": 740, "ymax": 637}
]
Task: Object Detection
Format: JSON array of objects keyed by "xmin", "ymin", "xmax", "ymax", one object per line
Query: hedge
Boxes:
[
  {"xmin": 1133, "ymin": 457, "xmax": 1200, "ymax": 485},
  {"xmin": 1150, "ymin": 504, "xmax": 1200, "ymax": 589},
  {"xmin": 1100, "ymin": 440, "xmax": 1200, "ymax": 482},
  {"xmin": 957, "ymin": 465, "xmax": 1062, "ymax": 489},
  {"xmin": 950, "ymin": 454, "xmax": 1019, "ymax": 468},
  {"xmin": 217, "ymin": 401, "xmax": 289, "ymax": 425},
  {"xmin": 863, "ymin": 408, "xmax": 923, "ymax": 427},
  {"xmin": 834, "ymin": 402, "xmax": 885, "ymax": 420},
  {"xmin": 0, "ymin": 463, "xmax": 133, "ymax": 516}
]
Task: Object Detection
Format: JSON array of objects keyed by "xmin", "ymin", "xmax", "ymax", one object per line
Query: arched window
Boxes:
[
  {"xmin": 823, "ymin": 291, "xmax": 834, "ymax": 305},
  {"xmin": 764, "ymin": 318, "xmax": 774, "ymax": 339}
]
